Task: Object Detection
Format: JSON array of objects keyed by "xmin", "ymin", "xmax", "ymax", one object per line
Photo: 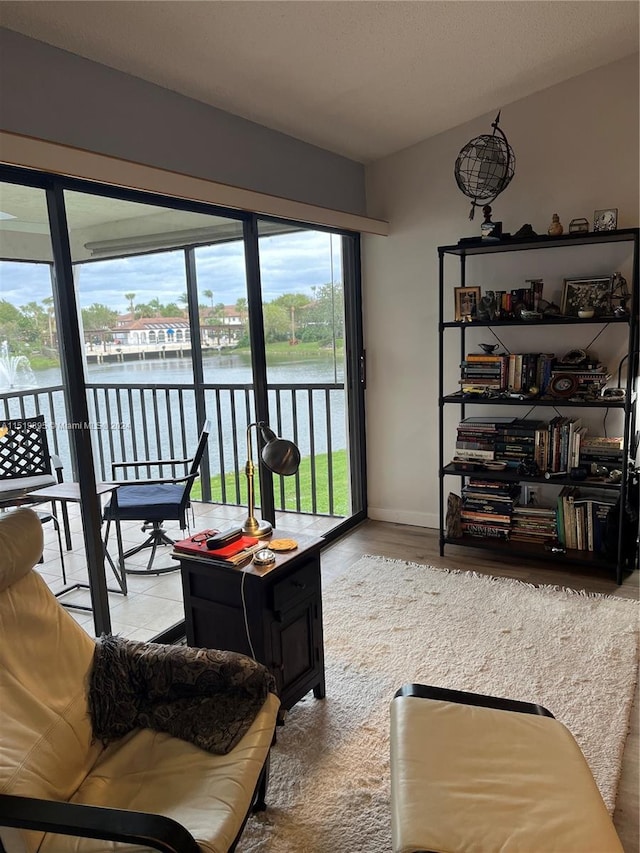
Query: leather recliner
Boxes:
[{"xmin": 0, "ymin": 507, "xmax": 280, "ymax": 853}]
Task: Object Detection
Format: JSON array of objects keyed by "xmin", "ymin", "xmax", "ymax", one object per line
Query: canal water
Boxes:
[{"xmin": 24, "ymin": 351, "xmax": 346, "ymax": 478}]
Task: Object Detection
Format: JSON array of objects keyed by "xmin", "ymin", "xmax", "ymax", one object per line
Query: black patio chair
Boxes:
[
  {"xmin": 0, "ymin": 415, "xmax": 69, "ymax": 578},
  {"xmin": 103, "ymin": 420, "xmax": 211, "ymax": 575}
]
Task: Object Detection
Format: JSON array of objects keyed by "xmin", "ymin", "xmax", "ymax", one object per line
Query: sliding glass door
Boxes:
[{"xmin": 0, "ymin": 166, "xmax": 367, "ymax": 637}]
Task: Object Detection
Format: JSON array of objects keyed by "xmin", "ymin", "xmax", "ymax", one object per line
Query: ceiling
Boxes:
[{"xmin": 0, "ymin": 1, "xmax": 638, "ymax": 163}]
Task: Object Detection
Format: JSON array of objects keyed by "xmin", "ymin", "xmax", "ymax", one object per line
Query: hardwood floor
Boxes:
[{"xmin": 322, "ymin": 520, "xmax": 639, "ymax": 853}]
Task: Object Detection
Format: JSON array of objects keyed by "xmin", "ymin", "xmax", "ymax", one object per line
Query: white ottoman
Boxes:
[{"xmin": 390, "ymin": 684, "xmax": 622, "ymax": 853}]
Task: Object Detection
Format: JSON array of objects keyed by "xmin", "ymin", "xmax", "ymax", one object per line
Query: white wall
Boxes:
[{"xmin": 363, "ymin": 54, "xmax": 639, "ymax": 528}]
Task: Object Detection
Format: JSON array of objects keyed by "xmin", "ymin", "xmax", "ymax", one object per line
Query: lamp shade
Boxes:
[{"xmin": 259, "ymin": 425, "xmax": 301, "ymax": 476}]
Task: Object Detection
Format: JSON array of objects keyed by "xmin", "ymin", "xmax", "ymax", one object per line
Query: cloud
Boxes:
[{"xmin": 1, "ymin": 230, "xmax": 342, "ymax": 312}]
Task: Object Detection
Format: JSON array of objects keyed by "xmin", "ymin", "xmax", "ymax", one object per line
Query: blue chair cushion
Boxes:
[{"xmin": 103, "ymin": 483, "xmax": 187, "ymax": 522}]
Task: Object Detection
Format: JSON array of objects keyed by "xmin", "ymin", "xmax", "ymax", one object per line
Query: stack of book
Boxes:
[
  {"xmin": 455, "ymin": 416, "xmax": 517, "ymax": 462},
  {"xmin": 173, "ymin": 530, "xmax": 262, "ymax": 565},
  {"xmin": 507, "ymin": 352, "xmax": 555, "ymax": 394},
  {"xmin": 458, "ymin": 352, "xmax": 558, "ymax": 395},
  {"xmin": 579, "ymin": 436, "xmax": 624, "ymax": 470},
  {"xmin": 557, "ymin": 487, "xmax": 616, "ymax": 552},
  {"xmin": 459, "ymin": 353, "xmax": 508, "ymax": 394},
  {"xmin": 537, "ymin": 416, "xmax": 586, "ymax": 473},
  {"xmin": 460, "ymin": 479, "xmax": 520, "ymax": 540},
  {"xmin": 493, "ymin": 419, "xmax": 545, "ymax": 469},
  {"xmin": 511, "ymin": 504, "xmax": 558, "ymax": 544}
]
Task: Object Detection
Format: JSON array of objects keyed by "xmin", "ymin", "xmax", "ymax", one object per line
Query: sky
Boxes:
[{"xmin": 0, "ymin": 230, "xmax": 342, "ymax": 314}]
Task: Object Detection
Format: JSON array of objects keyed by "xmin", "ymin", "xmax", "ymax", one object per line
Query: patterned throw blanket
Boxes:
[{"xmin": 88, "ymin": 634, "xmax": 277, "ymax": 755}]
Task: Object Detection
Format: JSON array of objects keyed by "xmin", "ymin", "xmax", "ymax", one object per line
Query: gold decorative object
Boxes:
[{"xmin": 548, "ymin": 214, "xmax": 563, "ymax": 236}]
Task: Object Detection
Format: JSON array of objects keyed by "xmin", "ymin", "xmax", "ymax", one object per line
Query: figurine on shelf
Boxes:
[
  {"xmin": 481, "ymin": 205, "xmax": 502, "ymax": 240},
  {"xmin": 569, "ymin": 218, "xmax": 589, "ymax": 234},
  {"xmin": 514, "ymin": 223, "xmax": 537, "ymax": 239},
  {"xmin": 610, "ymin": 271, "xmax": 630, "ymax": 315},
  {"xmin": 548, "ymin": 213, "xmax": 564, "ymax": 236},
  {"xmin": 477, "ymin": 291, "xmax": 498, "ymax": 321}
]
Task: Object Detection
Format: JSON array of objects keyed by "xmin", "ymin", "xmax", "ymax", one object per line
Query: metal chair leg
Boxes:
[{"xmin": 120, "ymin": 521, "xmax": 180, "ymax": 575}]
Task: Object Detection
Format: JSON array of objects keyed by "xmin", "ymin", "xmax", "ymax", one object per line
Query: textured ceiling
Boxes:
[{"xmin": 0, "ymin": 1, "xmax": 638, "ymax": 163}]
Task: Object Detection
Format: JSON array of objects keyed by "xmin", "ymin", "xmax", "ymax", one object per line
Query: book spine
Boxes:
[
  {"xmin": 508, "ymin": 354, "xmax": 516, "ymax": 389},
  {"xmin": 465, "ymin": 354, "xmax": 504, "ymax": 362},
  {"xmin": 461, "ymin": 523, "xmax": 510, "ymax": 540},
  {"xmin": 557, "ymin": 490, "xmax": 566, "ymax": 546},
  {"xmin": 455, "ymin": 448, "xmax": 495, "ymax": 459},
  {"xmin": 567, "ymin": 491, "xmax": 577, "ymax": 550},
  {"xmin": 514, "ymin": 354, "xmax": 523, "ymax": 391}
]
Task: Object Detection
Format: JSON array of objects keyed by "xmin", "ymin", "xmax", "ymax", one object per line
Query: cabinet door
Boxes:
[{"xmin": 270, "ymin": 593, "xmax": 318, "ymax": 706}]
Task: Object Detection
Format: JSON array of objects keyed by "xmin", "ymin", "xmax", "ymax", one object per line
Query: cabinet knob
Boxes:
[{"xmin": 291, "ymin": 580, "xmax": 306, "ymax": 589}]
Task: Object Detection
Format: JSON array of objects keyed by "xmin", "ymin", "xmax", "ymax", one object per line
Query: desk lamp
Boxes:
[{"xmin": 243, "ymin": 421, "xmax": 300, "ymax": 536}]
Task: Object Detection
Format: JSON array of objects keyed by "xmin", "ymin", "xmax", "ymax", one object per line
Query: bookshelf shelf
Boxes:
[
  {"xmin": 441, "ymin": 316, "xmax": 629, "ymax": 330},
  {"xmin": 440, "ymin": 393, "xmax": 627, "ymax": 409},
  {"xmin": 437, "ymin": 229, "xmax": 639, "ymax": 585},
  {"xmin": 441, "ymin": 464, "xmax": 622, "ymax": 491}
]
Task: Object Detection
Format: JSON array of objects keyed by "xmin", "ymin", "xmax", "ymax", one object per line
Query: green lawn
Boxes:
[
  {"xmin": 193, "ymin": 449, "xmax": 349, "ymax": 516},
  {"xmin": 235, "ymin": 341, "xmax": 344, "ymax": 359}
]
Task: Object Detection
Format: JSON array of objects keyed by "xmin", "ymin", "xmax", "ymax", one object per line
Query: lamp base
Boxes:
[{"xmin": 243, "ymin": 517, "xmax": 273, "ymax": 537}]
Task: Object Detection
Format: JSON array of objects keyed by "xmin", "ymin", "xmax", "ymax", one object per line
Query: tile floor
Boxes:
[{"xmin": 35, "ymin": 500, "xmax": 340, "ymax": 639}]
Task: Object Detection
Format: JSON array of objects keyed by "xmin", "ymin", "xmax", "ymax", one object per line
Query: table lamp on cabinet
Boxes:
[{"xmin": 243, "ymin": 421, "xmax": 300, "ymax": 537}]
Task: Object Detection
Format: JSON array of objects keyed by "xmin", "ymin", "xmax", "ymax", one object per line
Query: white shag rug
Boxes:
[{"xmin": 238, "ymin": 556, "xmax": 639, "ymax": 853}]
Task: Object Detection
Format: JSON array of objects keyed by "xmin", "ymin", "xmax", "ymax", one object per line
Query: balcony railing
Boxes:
[{"xmin": 1, "ymin": 380, "xmax": 347, "ymax": 518}]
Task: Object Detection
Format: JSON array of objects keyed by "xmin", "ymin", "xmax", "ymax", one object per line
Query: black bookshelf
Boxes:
[{"xmin": 437, "ymin": 228, "xmax": 639, "ymax": 584}]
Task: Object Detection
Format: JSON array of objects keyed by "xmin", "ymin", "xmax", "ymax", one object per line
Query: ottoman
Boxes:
[{"xmin": 390, "ymin": 683, "xmax": 623, "ymax": 853}]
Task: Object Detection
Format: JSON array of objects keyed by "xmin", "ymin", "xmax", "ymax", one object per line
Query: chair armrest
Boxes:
[
  {"xmin": 0, "ymin": 794, "xmax": 200, "ymax": 853},
  {"xmin": 50, "ymin": 454, "xmax": 64, "ymax": 483},
  {"xmin": 112, "ymin": 474, "xmax": 197, "ymax": 487},
  {"xmin": 111, "ymin": 458, "xmax": 191, "ymax": 478},
  {"xmin": 112, "ymin": 458, "xmax": 190, "ymax": 470}
]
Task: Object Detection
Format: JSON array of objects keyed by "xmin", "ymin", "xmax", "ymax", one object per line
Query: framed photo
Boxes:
[
  {"xmin": 560, "ymin": 276, "xmax": 612, "ymax": 317},
  {"xmin": 593, "ymin": 208, "xmax": 618, "ymax": 232},
  {"xmin": 454, "ymin": 286, "xmax": 481, "ymax": 321}
]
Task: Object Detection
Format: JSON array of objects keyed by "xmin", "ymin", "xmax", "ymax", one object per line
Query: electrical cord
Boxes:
[{"xmin": 240, "ymin": 570, "xmax": 256, "ymax": 659}]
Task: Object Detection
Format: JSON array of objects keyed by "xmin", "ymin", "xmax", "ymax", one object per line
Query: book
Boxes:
[
  {"xmin": 464, "ymin": 354, "xmax": 505, "ymax": 363},
  {"xmin": 454, "ymin": 447, "xmax": 495, "ymax": 459},
  {"xmin": 581, "ymin": 436, "xmax": 623, "ymax": 448},
  {"xmin": 173, "ymin": 530, "xmax": 261, "ymax": 564},
  {"xmin": 461, "ymin": 522, "xmax": 510, "ymax": 540}
]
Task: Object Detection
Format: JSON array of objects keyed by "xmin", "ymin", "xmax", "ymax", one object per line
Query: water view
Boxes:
[{"xmin": 4, "ymin": 351, "xmax": 347, "ymax": 495}]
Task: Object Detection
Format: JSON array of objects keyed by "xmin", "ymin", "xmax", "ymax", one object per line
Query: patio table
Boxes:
[{"xmin": 27, "ymin": 481, "xmax": 126, "ymax": 612}]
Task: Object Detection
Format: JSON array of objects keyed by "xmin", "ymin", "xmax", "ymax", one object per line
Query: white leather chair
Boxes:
[{"xmin": 0, "ymin": 507, "xmax": 280, "ymax": 853}]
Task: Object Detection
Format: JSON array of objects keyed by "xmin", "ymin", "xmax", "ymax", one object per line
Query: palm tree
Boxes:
[
  {"xmin": 42, "ymin": 296, "xmax": 55, "ymax": 348},
  {"xmin": 124, "ymin": 293, "xmax": 136, "ymax": 315},
  {"xmin": 203, "ymin": 289, "xmax": 214, "ymax": 310}
]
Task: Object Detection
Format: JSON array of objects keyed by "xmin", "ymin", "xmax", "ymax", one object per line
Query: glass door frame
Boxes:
[{"xmin": 0, "ymin": 164, "xmax": 367, "ymax": 637}]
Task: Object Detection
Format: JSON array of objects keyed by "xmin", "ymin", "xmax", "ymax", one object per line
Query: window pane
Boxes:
[
  {"xmin": 257, "ymin": 223, "xmax": 350, "ymax": 517},
  {"xmin": 194, "ymin": 232, "xmax": 251, "ymax": 384}
]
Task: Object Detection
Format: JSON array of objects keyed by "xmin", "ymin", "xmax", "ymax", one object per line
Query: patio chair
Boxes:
[
  {"xmin": 0, "ymin": 414, "xmax": 70, "ymax": 578},
  {"xmin": 103, "ymin": 420, "xmax": 211, "ymax": 575}
]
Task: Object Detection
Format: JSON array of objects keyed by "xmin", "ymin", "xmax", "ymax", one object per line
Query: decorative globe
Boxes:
[{"xmin": 454, "ymin": 112, "xmax": 515, "ymax": 219}]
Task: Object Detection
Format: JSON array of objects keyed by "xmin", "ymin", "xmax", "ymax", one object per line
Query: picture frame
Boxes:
[
  {"xmin": 454, "ymin": 286, "xmax": 481, "ymax": 321},
  {"xmin": 560, "ymin": 276, "xmax": 612, "ymax": 317},
  {"xmin": 593, "ymin": 208, "xmax": 618, "ymax": 232}
]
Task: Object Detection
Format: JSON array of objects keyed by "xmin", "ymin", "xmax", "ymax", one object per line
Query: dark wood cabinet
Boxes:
[{"xmin": 178, "ymin": 531, "xmax": 325, "ymax": 711}]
